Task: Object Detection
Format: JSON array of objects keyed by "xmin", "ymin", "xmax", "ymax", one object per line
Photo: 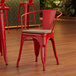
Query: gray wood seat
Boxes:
[{"xmin": 22, "ymin": 30, "xmax": 52, "ymax": 34}]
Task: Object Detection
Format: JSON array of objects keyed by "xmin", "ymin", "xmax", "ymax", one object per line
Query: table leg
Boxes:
[{"xmin": 0, "ymin": 10, "xmax": 8, "ymax": 65}]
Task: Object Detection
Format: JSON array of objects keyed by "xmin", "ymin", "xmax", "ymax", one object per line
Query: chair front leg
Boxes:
[
  {"xmin": 17, "ymin": 4, "xmax": 21, "ymax": 30},
  {"xmin": 0, "ymin": 36, "xmax": 2, "ymax": 56},
  {"xmin": 33, "ymin": 39, "xmax": 40, "ymax": 62},
  {"xmin": 17, "ymin": 34, "xmax": 24, "ymax": 67},
  {"xmin": 51, "ymin": 38, "xmax": 59, "ymax": 65},
  {"xmin": 41, "ymin": 44, "xmax": 47, "ymax": 71},
  {"xmin": 41, "ymin": 36, "xmax": 47, "ymax": 71}
]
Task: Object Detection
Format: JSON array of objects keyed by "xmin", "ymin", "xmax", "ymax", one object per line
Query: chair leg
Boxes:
[
  {"xmin": 27, "ymin": 5, "xmax": 30, "ymax": 29},
  {"xmin": 51, "ymin": 38, "xmax": 59, "ymax": 65},
  {"xmin": 23, "ymin": 4, "xmax": 29, "ymax": 29},
  {"xmin": 27, "ymin": 6, "xmax": 29, "ymax": 29},
  {"xmin": 41, "ymin": 44, "xmax": 47, "ymax": 71},
  {"xmin": 0, "ymin": 34, "xmax": 2, "ymax": 56},
  {"xmin": 2, "ymin": 33, "xmax": 8, "ymax": 65},
  {"xmin": 0, "ymin": 10, "xmax": 8, "ymax": 65},
  {"xmin": 41, "ymin": 36, "xmax": 47, "ymax": 71},
  {"xmin": 5, "ymin": 10, "xmax": 9, "ymax": 33},
  {"xmin": 32, "ymin": 5, "xmax": 37, "ymax": 27},
  {"xmin": 17, "ymin": 4, "xmax": 21, "ymax": 30},
  {"xmin": 17, "ymin": 35, "xmax": 24, "ymax": 67},
  {"xmin": 33, "ymin": 39, "xmax": 40, "ymax": 62}
]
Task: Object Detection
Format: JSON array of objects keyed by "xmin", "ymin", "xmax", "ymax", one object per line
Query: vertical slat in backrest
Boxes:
[
  {"xmin": 29, "ymin": 0, "xmax": 33, "ymax": 3},
  {"xmin": 43, "ymin": 10, "xmax": 56, "ymax": 30}
]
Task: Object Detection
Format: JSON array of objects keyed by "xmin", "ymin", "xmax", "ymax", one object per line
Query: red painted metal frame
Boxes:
[
  {"xmin": 0, "ymin": 6, "xmax": 10, "ymax": 65},
  {"xmin": 0, "ymin": 0, "xmax": 9, "ymax": 32},
  {"xmin": 17, "ymin": 0, "xmax": 36, "ymax": 30},
  {"xmin": 17, "ymin": 10, "xmax": 62, "ymax": 71},
  {"xmin": 0, "ymin": 0, "xmax": 5, "ymax": 3}
]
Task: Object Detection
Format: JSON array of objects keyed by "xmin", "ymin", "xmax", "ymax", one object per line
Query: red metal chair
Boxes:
[
  {"xmin": 17, "ymin": 0, "xmax": 36, "ymax": 29},
  {"xmin": 0, "ymin": 4, "xmax": 10, "ymax": 65},
  {"xmin": 17, "ymin": 10, "xmax": 62, "ymax": 71},
  {"xmin": 0, "ymin": 0, "xmax": 5, "ymax": 3},
  {"xmin": 0, "ymin": 0, "xmax": 9, "ymax": 32}
]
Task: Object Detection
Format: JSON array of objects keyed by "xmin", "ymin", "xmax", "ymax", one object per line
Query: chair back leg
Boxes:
[
  {"xmin": 24, "ymin": 4, "xmax": 29, "ymax": 29},
  {"xmin": 51, "ymin": 38, "xmax": 59, "ymax": 65},
  {"xmin": 33, "ymin": 39, "xmax": 40, "ymax": 62}
]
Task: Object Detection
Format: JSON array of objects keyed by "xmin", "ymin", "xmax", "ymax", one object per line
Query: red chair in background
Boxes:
[
  {"xmin": 0, "ymin": 0, "xmax": 9, "ymax": 56},
  {"xmin": 0, "ymin": 0, "xmax": 9, "ymax": 32},
  {"xmin": 17, "ymin": 0, "xmax": 36, "ymax": 29},
  {"xmin": 16, "ymin": 10, "xmax": 62, "ymax": 71}
]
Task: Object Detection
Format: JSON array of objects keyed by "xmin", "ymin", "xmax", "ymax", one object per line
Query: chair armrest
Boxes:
[
  {"xmin": 21, "ymin": 10, "xmax": 42, "ymax": 30},
  {"xmin": 51, "ymin": 10, "xmax": 62, "ymax": 32}
]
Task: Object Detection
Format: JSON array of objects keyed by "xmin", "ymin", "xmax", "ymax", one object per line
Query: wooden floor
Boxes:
[{"xmin": 0, "ymin": 21, "xmax": 76, "ymax": 76}]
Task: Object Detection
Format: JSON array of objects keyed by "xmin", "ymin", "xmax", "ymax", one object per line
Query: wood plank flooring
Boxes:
[{"xmin": 0, "ymin": 21, "xmax": 76, "ymax": 76}]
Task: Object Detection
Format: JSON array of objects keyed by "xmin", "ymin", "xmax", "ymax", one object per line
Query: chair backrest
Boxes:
[
  {"xmin": 42, "ymin": 10, "xmax": 62, "ymax": 31},
  {"xmin": 21, "ymin": 10, "xmax": 62, "ymax": 30},
  {"xmin": 42, "ymin": 10, "xmax": 56, "ymax": 30},
  {"xmin": 0, "ymin": 0, "xmax": 5, "ymax": 3}
]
